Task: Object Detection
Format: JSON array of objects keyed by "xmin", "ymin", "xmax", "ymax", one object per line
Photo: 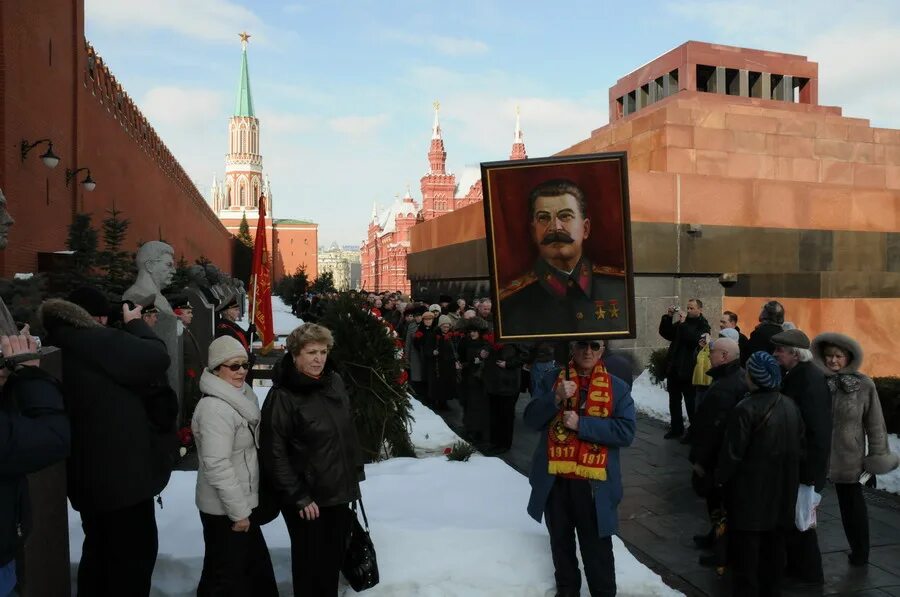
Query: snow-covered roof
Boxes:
[
  {"xmin": 456, "ymin": 165, "xmax": 481, "ymax": 197},
  {"xmin": 376, "ymin": 194, "xmax": 420, "ymax": 237}
]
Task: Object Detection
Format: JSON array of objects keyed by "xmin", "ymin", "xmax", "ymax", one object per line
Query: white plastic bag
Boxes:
[{"xmin": 795, "ymin": 484, "xmax": 822, "ymax": 531}]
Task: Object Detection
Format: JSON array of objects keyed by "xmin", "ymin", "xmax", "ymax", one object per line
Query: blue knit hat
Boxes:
[{"xmin": 746, "ymin": 351, "xmax": 781, "ymax": 389}]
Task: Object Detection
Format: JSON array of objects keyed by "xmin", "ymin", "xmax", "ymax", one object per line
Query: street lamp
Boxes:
[
  {"xmin": 20, "ymin": 138, "xmax": 60, "ymax": 169},
  {"xmin": 65, "ymin": 167, "xmax": 96, "ymax": 192}
]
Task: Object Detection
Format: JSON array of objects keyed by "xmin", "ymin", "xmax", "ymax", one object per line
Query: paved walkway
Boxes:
[{"xmin": 438, "ymin": 394, "xmax": 900, "ymax": 596}]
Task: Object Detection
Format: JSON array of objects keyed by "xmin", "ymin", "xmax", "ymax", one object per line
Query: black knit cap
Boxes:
[{"xmin": 68, "ymin": 286, "xmax": 110, "ymax": 317}]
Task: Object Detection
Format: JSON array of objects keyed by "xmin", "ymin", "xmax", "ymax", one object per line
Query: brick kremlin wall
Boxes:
[{"xmin": 0, "ymin": 2, "xmax": 232, "ymax": 277}]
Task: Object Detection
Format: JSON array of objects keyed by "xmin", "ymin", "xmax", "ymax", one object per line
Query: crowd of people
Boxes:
[
  {"xmin": 1, "ymin": 281, "xmax": 898, "ymax": 597},
  {"xmin": 0, "ymin": 285, "xmax": 365, "ymax": 596},
  {"xmin": 660, "ymin": 298, "xmax": 900, "ymax": 594}
]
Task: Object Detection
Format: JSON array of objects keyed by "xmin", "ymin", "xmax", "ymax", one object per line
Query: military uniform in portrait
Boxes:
[{"xmin": 499, "ymin": 257, "xmax": 627, "ymax": 337}]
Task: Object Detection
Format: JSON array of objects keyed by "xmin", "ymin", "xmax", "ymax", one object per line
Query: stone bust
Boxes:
[
  {"xmin": 186, "ymin": 264, "xmax": 210, "ymax": 289},
  {"xmin": 123, "ymin": 241, "xmax": 176, "ymax": 315}
]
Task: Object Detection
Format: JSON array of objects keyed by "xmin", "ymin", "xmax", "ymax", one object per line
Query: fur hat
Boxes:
[
  {"xmin": 746, "ymin": 351, "xmax": 781, "ymax": 390},
  {"xmin": 428, "ymin": 304, "xmax": 442, "ymax": 313},
  {"xmin": 67, "ymin": 286, "xmax": 109, "ymax": 317},
  {"xmin": 437, "ymin": 315, "xmax": 453, "ymax": 328},
  {"xmin": 771, "ymin": 329, "xmax": 811, "ymax": 350},
  {"xmin": 208, "ymin": 336, "xmax": 247, "ymax": 370}
]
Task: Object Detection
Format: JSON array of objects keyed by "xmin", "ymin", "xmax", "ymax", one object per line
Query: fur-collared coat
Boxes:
[
  {"xmin": 811, "ymin": 332, "xmax": 899, "ymax": 484},
  {"xmin": 39, "ymin": 298, "xmax": 176, "ymax": 512}
]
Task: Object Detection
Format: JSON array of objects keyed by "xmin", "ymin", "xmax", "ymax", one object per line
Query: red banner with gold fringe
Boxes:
[{"xmin": 251, "ymin": 196, "xmax": 275, "ymax": 354}]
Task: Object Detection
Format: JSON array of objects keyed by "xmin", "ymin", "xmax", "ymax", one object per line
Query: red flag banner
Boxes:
[{"xmin": 251, "ymin": 196, "xmax": 275, "ymax": 354}]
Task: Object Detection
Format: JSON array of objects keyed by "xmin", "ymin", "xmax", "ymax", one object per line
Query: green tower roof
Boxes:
[{"xmin": 234, "ymin": 40, "xmax": 255, "ymax": 117}]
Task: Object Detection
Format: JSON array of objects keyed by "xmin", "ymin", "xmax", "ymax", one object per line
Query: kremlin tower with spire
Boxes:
[
  {"xmin": 360, "ymin": 103, "xmax": 528, "ymax": 293},
  {"xmin": 211, "ymin": 33, "xmax": 318, "ymax": 281}
]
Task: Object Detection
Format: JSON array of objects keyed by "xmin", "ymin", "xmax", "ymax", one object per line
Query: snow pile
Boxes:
[
  {"xmin": 877, "ymin": 434, "xmax": 900, "ymax": 494},
  {"xmin": 271, "ymin": 296, "xmax": 303, "ymax": 337},
  {"xmin": 630, "ymin": 370, "xmax": 684, "ymax": 424},
  {"xmin": 408, "ymin": 395, "xmax": 463, "ymax": 456},
  {"xmin": 67, "ymin": 390, "xmax": 680, "ymax": 595}
]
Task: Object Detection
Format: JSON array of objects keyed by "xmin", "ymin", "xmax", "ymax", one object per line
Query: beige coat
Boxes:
[
  {"xmin": 192, "ymin": 370, "xmax": 261, "ymax": 521},
  {"xmin": 812, "ymin": 333, "xmax": 899, "ymax": 484}
]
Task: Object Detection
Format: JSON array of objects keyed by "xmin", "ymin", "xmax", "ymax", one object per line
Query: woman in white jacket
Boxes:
[{"xmin": 192, "ymin": 336, "xmax": 277, "ymax": 596}]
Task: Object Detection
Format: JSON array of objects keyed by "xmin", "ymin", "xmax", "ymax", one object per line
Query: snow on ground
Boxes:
[
  {"xmin": 630, "ymin": 370, "xmax": 685, "ymax": 424},
  {"xmin": 271, "ymin": 296, "xmax": 303, "ymax": 337},
  {"xmin": 407, "ymin": 395, "xmax": 464, "ymax": 456},
  {"xmin": 238, "ymin": 296, "xmax": 303, "ymax": 351},
  {"xmin": 877, "ymin": 434, "xmax": 900, "ymax": 494},
  {"xmin": 67, "ymin": 378, "xmax": 679, "ymax": 595}
]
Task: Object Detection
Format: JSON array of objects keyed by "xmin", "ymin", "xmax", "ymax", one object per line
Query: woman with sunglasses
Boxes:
[
  {"xmin": 192, "ymin": 336, "xmax": 277, "ymax": 596},
  {"xmin": 260, "ymin": 323, "xmax": 363, "ymax": 596}
]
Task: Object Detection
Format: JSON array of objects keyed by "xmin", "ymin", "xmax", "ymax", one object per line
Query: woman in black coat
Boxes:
[
  {"xmin": 483, "ymin": 340, "xmax": 527, "ymax": 454},
  {"xmin": 260, "ymin": 323, "xmax": 363, "ymax": 596},
  {"xmin": 458, "ymin": 318, "xmax": 490, "ymax": 442}
]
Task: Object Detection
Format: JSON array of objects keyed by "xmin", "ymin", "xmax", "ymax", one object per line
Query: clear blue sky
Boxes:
[{"xmin": 84, "ymin": 0, "xmax": 899, "ymax": 246}]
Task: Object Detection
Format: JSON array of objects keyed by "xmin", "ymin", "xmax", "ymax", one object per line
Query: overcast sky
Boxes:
[{"xmin": 84, "ymin": 0, "xmax": 900, "ymax": 246}]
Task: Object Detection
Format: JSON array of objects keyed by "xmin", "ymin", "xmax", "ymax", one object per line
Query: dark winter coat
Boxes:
[
  {"xmin": 811, "ymin": 333, "xmax": 899, "ymax": 484},
  {"xmin": 429, "ymin": 331, "xmax": 460, "ymax": 403},
  {"xmin": 780, "ymin": 361, "xmax": 833, "ymax": 491},
  {"xmin": 659, "ymin": 314, "xmax": 710, "ymax": 382},
  {"xmin": 735, "ymin": 326, "xmax": 751, "ymax": 365},
  {"xmin": 259, "ymin": 355, "xmax": 362, "ymax": 509},
  {"xmin": 716, "ymin": 389, "xmax": 804, "ymax": 531},
  {"xmin": 483, "ymin": 343, "xmax": 526, "ymax": 396},
  {"xmin": 414, "ymin": 323, "xmax": 438, "ymax": 385},
  {"xmin": 525, "ymin": 370, "xmax": 636, "ymax": 537},
  {"xmin": 746, "ymin": 322, "xmax": 783, "ymax": 358},
  {"xmin": 39, "ymin": 298, "xmax": 175, "ymax": 512},
  {"xmin": 182, "ymin": 327, "xmax": 203, "ymax": 423},
  {"xmin": 405, "ymin": 322, "xmax": 424, "ymax": 383},
  {"xmin": 689, "ymin": 360, "xmax": 747, "ymax": 474},
  {"xmin": 0, "ymin": 367, "xmax": 70, "ymax": 567}
]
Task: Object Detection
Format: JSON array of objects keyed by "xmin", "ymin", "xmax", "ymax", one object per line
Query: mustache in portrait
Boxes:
[{"xmin": 541, "ymin": 231, "xmax": 575, "ymax": 245}]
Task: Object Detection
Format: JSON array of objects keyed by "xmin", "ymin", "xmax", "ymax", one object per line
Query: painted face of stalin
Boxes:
[{"xmin": 530, "ymin": 193, "xmax": 590, "ymax": 270}]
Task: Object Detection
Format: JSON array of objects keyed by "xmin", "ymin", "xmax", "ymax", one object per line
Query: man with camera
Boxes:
[
  {"xmin": 0, "ymin": 333, "xmax": 70, "ymax": 595},
  {"xmin": 524, "ymin": 339, "xmax": 636, "ymax": 597},
  {"xmin": 659, "ymin": 299, "xmax": 710, "ymax": 440},
  {"xmin": 39, "ymin": 296, "xmax": 176, "ymax": 596}
]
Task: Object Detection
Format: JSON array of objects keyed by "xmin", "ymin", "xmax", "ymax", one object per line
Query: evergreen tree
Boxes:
[
  {"xmin": 67, "ymin": 213, "xmax": 99, "ymax": 276},
  {"xmin": 273, "ymin": 266, "xmax": 309, "ymax": 306},
  {"xmin": 318, "ymin": 294, "xmax": 414, "ymax": 461},
  {"xmin": 311, "ymin": 270, "xmax": 336, "ymax": 294},
  {"xmin": 97, "ymin": 207, "xmax": 136, "ymax": 296},
  {"xmin": 166, "ymin": 255, "xmax": 191, "ymax": 292},
  {"xmin": 237, "ymin": 212, "xmax": 253, "ymax": 248}
]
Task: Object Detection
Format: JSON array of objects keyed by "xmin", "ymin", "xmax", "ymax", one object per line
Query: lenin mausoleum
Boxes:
[{"xmin": 407, "ymin": 41, "xmax": 900, "ymax": 376}]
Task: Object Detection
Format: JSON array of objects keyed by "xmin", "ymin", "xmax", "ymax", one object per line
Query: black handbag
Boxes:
[{"xmin": 342, "ymin": 498, "xmax": 379, "ymax": 592}]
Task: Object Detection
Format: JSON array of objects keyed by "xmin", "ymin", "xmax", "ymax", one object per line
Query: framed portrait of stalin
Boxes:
[{"xmin": 481, "ymin": 152, "xmax": 635, "ymax": 342}]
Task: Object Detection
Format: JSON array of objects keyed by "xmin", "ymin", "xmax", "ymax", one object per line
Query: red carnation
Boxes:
[
  {"xmin": 443, "ymin": 447, "xmax": 452, "ymax": 455},
  {"xmin": 396, "ymin": 370, "xmax": 409, "ymax": 385},
  {"xmin": 414, "ymin": 331, "xmax": 424, "ymax": 339},
  {"xmin": 177, "ymin": 426, "xmax": 193, "ymax": 447},
  {"xmin": 186, "ymin": 368, "xmax": 197, "ymax": 379},
  {"xmin": 484, "ymin": 333, "xmax": 495, "ymax": 345},
  {"xmin": 395, "ymin": 338, "xmax": 404, "ymax": 348}
]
